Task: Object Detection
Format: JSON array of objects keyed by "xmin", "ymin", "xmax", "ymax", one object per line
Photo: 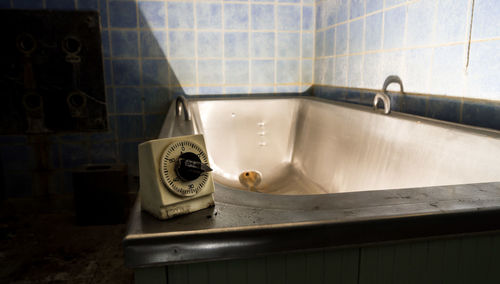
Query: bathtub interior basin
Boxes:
[{"xmin": 159, "ymin": 97, "xmax": 500, "ymax": 195}]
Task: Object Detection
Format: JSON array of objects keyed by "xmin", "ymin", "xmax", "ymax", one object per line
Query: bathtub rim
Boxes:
[
  {"xmin": 124, "ymin": 181, "xmax": 500, "ymax": 268},
  {"xmin": 162, "ymin": 95, "xmax": 500, "ymax": 140}
]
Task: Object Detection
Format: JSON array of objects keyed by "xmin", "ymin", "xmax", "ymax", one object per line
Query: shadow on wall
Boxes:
[
  {"xmin": 111, "ymin": 6, "xmax": 185, "ymax": 175},
  {"xmin": 0, "ymin": 3, "xmax": 184, "ymax": 200}
]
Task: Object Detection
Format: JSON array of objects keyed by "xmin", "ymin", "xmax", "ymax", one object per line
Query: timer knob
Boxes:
[{"xmin": 175, "ymin": 152, "xmax": 213, "ymax": 182}]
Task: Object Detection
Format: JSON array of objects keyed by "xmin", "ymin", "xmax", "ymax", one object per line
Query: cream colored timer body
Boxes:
[{"xmin": 138, "ymin": 134, "xmax": 215, "ymax": 219}]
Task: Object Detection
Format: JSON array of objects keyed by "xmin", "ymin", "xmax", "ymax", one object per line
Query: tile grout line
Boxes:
[
  {"xmin": 193, "ymin": 0, "xmax": 199, "ymax": 94},
  {"xmin": 360, "ymin": 0, "xmax": 366, "ymax": 89},
  {"xmin": 344, "ymin": 0, "xmax": 350, "ymax": 88},
  {"xmin": 222, "ymin": 1, "xmax": 226, "ymax": 94},
  {"xmin": 400, "ymin": 0, "xmax": 409, "ymax": 97},
  {"xmin": 104, "ymin": 0, "xmax": 120, "ymax": 161},
  {"xmin": 248, "ymin": 1, "xmax": 251, "ymax": 94},
  {"xmin": 315, "ymin": 0, "xmax": 420, "ymax": 33},
  {"xmin": 135, "ymin": 1, "xmax": 146, "ymax": 138},
  {"xmin": 426, "ymin": 0, "xmax": 439, "ymax": 98},
  {"xmin": 274, "ymin": 1, "xmax": 278, "ymax": 93},
  {"xmin": 299, "ymin": 2, "xmax": 303, "ymax": 92},
  {"xmin": 311, "ymin": 0, "xmax": 316, "ymax": 87},
  {"xmin": 164, "ymin": 1, "xmax": 171, "ymax": 100}
]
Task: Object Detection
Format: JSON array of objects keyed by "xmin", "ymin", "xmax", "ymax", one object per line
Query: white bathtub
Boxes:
[{"xmin": 160, "ymin": 97, "xmax": 500, "ymax": 195}]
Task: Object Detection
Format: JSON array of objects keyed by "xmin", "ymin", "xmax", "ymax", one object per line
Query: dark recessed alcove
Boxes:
[{"xmin": 0, "ymin": 10, "xmax": 107, "ymax": 134}]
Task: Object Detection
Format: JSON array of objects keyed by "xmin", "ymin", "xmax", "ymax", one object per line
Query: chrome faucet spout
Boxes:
[
  {"xmin": 382, "ymin": 75, "xmax": 404, "ymax": 93},
  {"xmin": 176, "ymin": 96, "xmax": 191, "ymax": 121},
  {"xmin": 373, "ymin": 93, "xmax": 391, "ymax": 114},
  {"xmin": 374, "ymin": 75, "xmax": 404, "ymax": 115}
]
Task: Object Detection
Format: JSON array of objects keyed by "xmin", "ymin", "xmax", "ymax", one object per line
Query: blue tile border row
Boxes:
[{"xmin": 312, "ymin": 85, "xmax": 500, "ymax": 131}]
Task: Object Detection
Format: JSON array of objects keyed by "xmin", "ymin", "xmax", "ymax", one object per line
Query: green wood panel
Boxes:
[
  {"xmin": 226, "ymin": 259, "xmax": 247, "ymax": 284},
  {"xmin": 187, "ymin": 263, "xmax": 208, "ymax": 284},
  {"xmin": 285, "ymin": 253, "xmax": 307, "ymax": 284},
  {"xmin": 375, "ymin": 245, "xmax": 395, "ymax": 284},
  {"xmin": 458, "ymin": 236, "xmax": 479, "ymax": 284},
  {"xmin": 441, "ymin": 238, "xmax": 461, "ymax": 283},
  {"xmin": 305, "ymin": 251, "xmax": 324, "ymax": 283},
  {"xmin": 207, "ymin": 261, "xmax": 227, "ymax": 284},
  {"xmin": 168, "ymin": 264, "xmax": 189, "ymax": 284},
  {"xmin": 266, "ymin": 254, "xmax": 287, "ymax": 284},
  {"xmin": 489, "ymin": 234, "xmax": 500, "ymax": 282},
  {"xmin": 324, "ymin": 247, "xmax": 342, "ymax": 283},
  {"xmin": 246, "ymin": 257, "xmax": 266, "ymax": 283},
  {"xmin": 151, "ymin": 232, "xmax": 500, "ymax": 284},
  {"xmin": 359, "ymin": 246, "xmax": 378, "ymax": 284},
  {"xmin": 135, "ymin": 267, "xmax": 167, "ymax": 284},
  {"xmin": 424, "ymin": 239, "xmax": 445, "ymax": 284},
  {"xmin": 474, "ymin": 235, "xmax": 493, "ymax": 284},
  {"xmin": 407, "ymin": 240, "xmax": 428, "ymax": 284},
  {"xmin": 339, "ymin": 249, "xmax": 359, "ymax": 284},
  {"xmin": 392, "ymin": 243, "xmax": 411, "ymax": 283}
]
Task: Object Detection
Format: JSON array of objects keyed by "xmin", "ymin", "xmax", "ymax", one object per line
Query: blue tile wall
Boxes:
[
  {"xmin": 198, "ymin": 60, "xmax": 223, "ymax": 85},
  {"xmin": 224, "ymin": 32, "xmax": 249, "ymax": 58},
  {"xmin": 142, "ymin": 59, "xmax": 169, "ymax": 85},
  {"xmin": 112, "ymin": 60, "xmax": 141, "ymax": 86},
  {"xmin": 78, "ymin": 0, "xmax": 98, "ymax": 10},
  {"xmin": 383, "ymin": 6, "xmax": 406, "ymax": 50},
  {"xmin": 225, "ymin": 60, "xmax": 249, "ymax": 85},
  {"xmin": 349, "ymin": 19, "xmax": 364, "ymax": 53},
  {"xmin": 313, "ymin": 86, "xmax": 500, "ymax": 131},
  {"xmin": 472, "ymin": 0, "xmax": 500, "ymax": 40},
  {"xmin": 252, "ymin": 4, "xmax": 275, "ymax": 30},
  {"xmin": 109, "ymin": 1, "xmax": 137, "ymax": 28},
  {"xmin": 168, "ymin": 31, "xmax": 195, "ymax": 58},
  {"xmin": 251, "ymin": 60, "xmax": 274, "ymax": 84},
  {"xmin": 314, "ymin": 0, "xmax": 500, "ymax": 101},
  {"xmin": 167, "ymin": 2, "xmax": 194, "ymax": 29},
  {"xmin": 60, "ymin": 143, "xmax": 89, "ymax": 169},
  {"xmin": 225, "ymin": 4, "xmax": 247, "ymax": 30},
  {"xmin": 139, "ymin": 2, "xmax": 166, "ymax": 28},
  {"xmin": 115, "ymin": 88, "xmax": 143, "ymax": 114},
  {"xmin": 277, "ymin": 5, "xmax": 301, "ymax": 31},
  {"xmin": 5, "ymin": 0, "xmax": 499, "ymax": 198},
  {"xmin": 277, "ymin": 60, "xmax": 299, "ymax": 84},
  {"xmin": 92, "ymin": 0, "xmax": 312, "ymax": 101},
  {"xmin": 90, "ymin": 142, "xmax": 117, "ymax": 164},
  {"xmin": 406, "ymin": 0, "xmax": 435, "ymax": 47},
  {"xmin": 0, "ymin": 0, "xmax": 10, "ymax": 8},
  {"xmin": 277, "ymin": 33, "xmax": 300, "ymax": 58},
  {"xmin": 140, "ymin": 30, "xmax": 167, "ymax": 58},
  {"xmin": 350, "ymin": 0, "xmax": 364, "ymax": 19},
  {"xmin": 143, "ymin": 87, "xmax": 170, "ymax": 114},
  {"xmin": 196, "ymin": 3, "xmax": 222, "ymax": 30},
  {"xmin": 46, "ymin": 0, "xmax": 75, "ymax": 10},
  {"xmin": 111, "ymin": 31, "xmax": 139, "ymax": 58},
  {"xmin": 12, "ymin": 0, "xmax": 43, "ymax": 9},
  {"xmin": 197, "ymin": 31, "xmax": 222, "ymax": 58},
  {"xmin": 434, "ymin": 0, "xmax": 468, "ymax": 45},
  {"xmin": 335, "ymin": 24, "xmax": 347, "ymax": 55},
  {"xmin": 365, "ymin": 12, "xmax": 382, "ymax": 51},
  {"xmin": 366, "ymin": 0, "xmax": 383, "ymax": 13},
  {"xmin": 251, "ymin": 32, "xmax": 275, "ymax": 58}
]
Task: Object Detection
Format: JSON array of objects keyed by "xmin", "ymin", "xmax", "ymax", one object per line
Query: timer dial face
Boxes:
[{"xmin": 159, "ymin": 140, "xmax": 210, "ymax": 197}]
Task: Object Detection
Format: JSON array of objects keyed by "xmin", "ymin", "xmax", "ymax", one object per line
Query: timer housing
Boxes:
[{"xmin": 138, "ymin": 134, "xmax": 215, "ymax": 219}]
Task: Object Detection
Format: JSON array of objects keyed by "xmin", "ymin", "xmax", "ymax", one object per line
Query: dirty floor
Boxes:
[{"xmin": 0, "ymin": 199, "xmax": 134, "ymax": 283}]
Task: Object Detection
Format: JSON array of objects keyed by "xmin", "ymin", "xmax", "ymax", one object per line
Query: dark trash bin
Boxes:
[{"xmin": 72, "ymin": 164, "xmax": 128, "ymax": 225}]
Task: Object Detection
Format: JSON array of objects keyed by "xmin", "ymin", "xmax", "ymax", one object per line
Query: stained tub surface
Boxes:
[
  {"xmin": 125, "ymin": 96, "xmax": 500, "ymax": 268},
  {"xmin": 161, "ymin": 97, "xmax": 500, "ymax": 195}
]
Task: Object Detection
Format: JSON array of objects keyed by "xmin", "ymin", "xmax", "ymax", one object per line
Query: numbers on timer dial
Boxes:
[{"xmin": 159, "ymin": 141, "xmax": 210, "ymax": 197}]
